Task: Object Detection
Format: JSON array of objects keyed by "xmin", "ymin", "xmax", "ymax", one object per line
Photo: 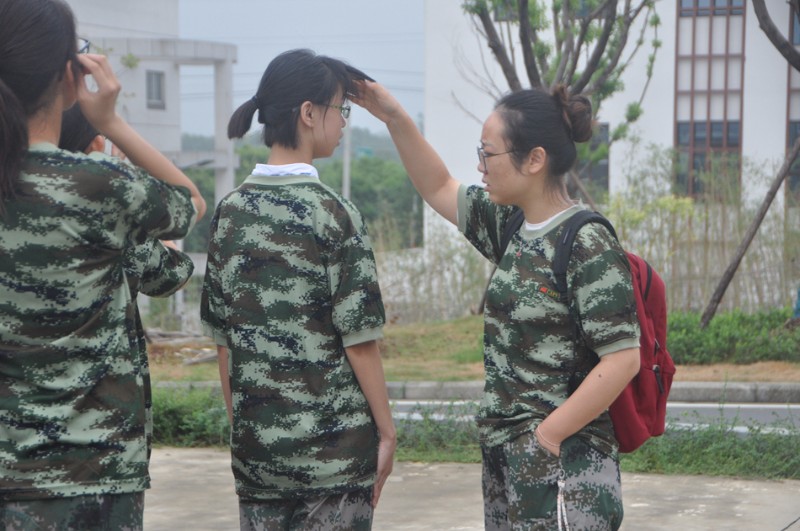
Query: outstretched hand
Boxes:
[
  {"xmin": 75, "ymin": 54, "xmax": 122, "ymax": 134},
  {"xmin": 350, "ymin": 81, "xmax": 405, "ymax": 125}
]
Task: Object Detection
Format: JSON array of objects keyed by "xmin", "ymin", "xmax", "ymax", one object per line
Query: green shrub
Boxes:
[
  {"xmin": 152, "ymin": 387, "xmax": 229, "ymax": 447},
  {"xmin": 668, "ymin": 308, "xmax": 800, "ymax": 364},
  {"xmin": 622, "ymin": 414, "xmax": 800, "ymax": 480},
  {"xmin": 395, "ymin": 402, "xmax": 481, "ymax": 463}
]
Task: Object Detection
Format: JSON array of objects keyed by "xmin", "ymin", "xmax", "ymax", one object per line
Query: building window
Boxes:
[
  {"xmin": 794, "ymin": 11, "xmax": 800, "ymax": 46},
  {"xmin": 146, "ymin": 70, "xmax": 165, "ymax": 110},
  {"xmin": 674, "ymin": 2, "xmax": 744, "ymax": 200},
  {"xmin": 680, "ymin": 0, "xmax": 743, "ymax": 17}
]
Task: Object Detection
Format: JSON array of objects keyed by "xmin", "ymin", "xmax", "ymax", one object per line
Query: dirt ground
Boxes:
[{"xmin": 675, "ymin": 361, "xmax": 800, "ymax": 382}]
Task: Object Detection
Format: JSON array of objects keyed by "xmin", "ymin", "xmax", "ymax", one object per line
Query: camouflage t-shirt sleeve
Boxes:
[
  {"xmin": 328, "ymin": 201, "xmax": 385, "ymax": 347},
  {"xmin": 200, "ymin": 208, "xmax": 229, "ymax": 348},
  {"xmin": 457, "ymin": 184, "xmax": 517, "ymax": 264},
  {"xmin": 137, "ymin": 242, "xmax": 194, "ymax": 297},
  {"xmin": 569, "ymin": 225, "xmax": 640, "ymax": 356}
]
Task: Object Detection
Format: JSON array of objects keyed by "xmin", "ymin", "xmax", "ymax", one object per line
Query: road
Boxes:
[{"xmin": 391, "ymin": 400, "xmax": 800, "ymax": 431}]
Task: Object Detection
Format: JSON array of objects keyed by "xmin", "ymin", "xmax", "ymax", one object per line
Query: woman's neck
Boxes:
[
  {"xmin": 27, "ymin": 106, "xmax": 63, "ymax": 146},
  {"xmin": 268, "ymin": 143, "xmax": 313, "ymax": 165}
]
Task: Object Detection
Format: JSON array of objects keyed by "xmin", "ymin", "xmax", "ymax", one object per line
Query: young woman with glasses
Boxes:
[
  {"xmin": 0, "ymin": 0, "xmax": 205, "ymax": 527},
  {"xmin": 354, "ymin": 82, "xmax": 641, "ymax": 530},
  {"xmin": 201, "ymin": 48, "xmax": 395, "ymax": 530}
]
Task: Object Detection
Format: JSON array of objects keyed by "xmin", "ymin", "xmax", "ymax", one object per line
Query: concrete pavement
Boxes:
[{"xmin": 144, "ymin": 447, "xmax": 800, "ymax": 530}]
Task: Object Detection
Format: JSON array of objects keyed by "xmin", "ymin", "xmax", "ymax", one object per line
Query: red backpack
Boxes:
[{"xmin": 501, "ymin": 208, "xmax": 676, "ymax": 452}]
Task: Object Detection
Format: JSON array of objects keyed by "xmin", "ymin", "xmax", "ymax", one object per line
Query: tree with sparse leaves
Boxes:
[{"xmin": 461, "ymin": 0, "xmax": 661, "ymax": 206}]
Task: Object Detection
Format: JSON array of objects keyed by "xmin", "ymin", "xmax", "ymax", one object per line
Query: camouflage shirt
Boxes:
[
  {"xmin": 0, "ymin": 143, "xmax": 195, "ymax": 500},
  {"xmin": 200, "ymin": 170, "xmax": 385, "ymax": 500},
  {"xmin": 458, "ymin": 185, "xmax": 640, "ymax": 454},
  {"xmin": 123, "ymin": 240, "xmax": 195, "ymax": 460}
]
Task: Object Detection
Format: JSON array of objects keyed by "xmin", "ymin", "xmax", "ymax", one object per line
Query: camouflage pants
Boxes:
[
  {"xmin": 238, "ymin": 487, "xmax": 373, "ymax": 531},
  {"xmin": 0, "ymin": 492, "xmax": 144, "ymax": 531},
  {"xmin": 482, "ymin": 431, "xmax": 623, "ymax": 531}
]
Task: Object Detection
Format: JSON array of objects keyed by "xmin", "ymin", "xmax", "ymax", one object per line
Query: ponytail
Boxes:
[{"xmin": 227, "ymin": 97, "xmax": 259, "ymax": 140}]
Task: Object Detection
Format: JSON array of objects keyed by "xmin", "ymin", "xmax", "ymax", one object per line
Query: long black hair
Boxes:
[
  {"xmin": 227, "ymin": 48, "xmax": 373, "ymax": 149},
  {"xmin": 0, "ymin": 0, "xmax": 78, "ymax": 211}
]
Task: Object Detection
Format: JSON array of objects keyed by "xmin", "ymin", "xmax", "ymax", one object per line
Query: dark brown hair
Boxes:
[
  {"xmin": 495, "ymin": 84, "xmax": 593, "ymax": 189},
  {"xmin": 0, "ymin": 0, "xmax": 78, "ymax": 211}
]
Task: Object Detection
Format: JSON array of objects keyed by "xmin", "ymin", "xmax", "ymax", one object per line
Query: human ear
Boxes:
[
  {"xmin": 86, "ymin": 135, "xmax": 105, "ymax": 155},
  {"xmin": 526, "ymin": 146, "xmax": 547, "ymax": 175},
  {"xmin": 61, "ymin": 61, "xmax": 79, "ymax": 109},
  {"xmin": 299, "ymin": 101, "xmax": 315, "ymax": 127}
]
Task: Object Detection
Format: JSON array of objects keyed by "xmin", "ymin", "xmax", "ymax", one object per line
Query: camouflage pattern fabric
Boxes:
[
  {"xmin": 238, "ymin": 488, "xmax": 373, "ymax": 531},
  {"xmin": 482, "ymin": 431, "xmax": 623, "ymax": 530},
  {"xmin": 0, "ymin": 143, "xmax": 195, "ymax": 500},
  {"xmin": 0, "ymin": 492, "xmax": 145, "ymax": 531},
  {"xmin": 457, "ymin": 185, "xmax": 640, "ymax": 453},
  {"xmin": 201, "ymin": 172, "xmax": 385, "ymax": 500},
  {"xmin": 123, "ymin": 240, "xmax": 195, "ymax": 459}
]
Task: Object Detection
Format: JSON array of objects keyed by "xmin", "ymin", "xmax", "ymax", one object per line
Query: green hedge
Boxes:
[
  {"xmin": 151, "ymin": 387, "xmax": 230, "ymax": 447},
  {"xmin": 667, "ymin": 308, "xmax": 800, "ymax": 365}
]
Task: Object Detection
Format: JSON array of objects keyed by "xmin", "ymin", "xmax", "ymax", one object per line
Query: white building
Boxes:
[{"xmin": 67, "ymin": 0, "xmax": 238, "ymax": 202}]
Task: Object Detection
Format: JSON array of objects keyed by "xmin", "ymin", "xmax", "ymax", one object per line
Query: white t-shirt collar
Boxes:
[{"xmin": 251, "ymin": 163, "xmax": 318, "ymax": 178}]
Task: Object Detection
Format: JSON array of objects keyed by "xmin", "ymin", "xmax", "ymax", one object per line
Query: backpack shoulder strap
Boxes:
[
  {"xmin": 499, "ymin": 207, "xmax": 526, "ymax": 257},
  {"xmin": 553, "ymin": 210, "xmax": 618, "ymax": 295}
]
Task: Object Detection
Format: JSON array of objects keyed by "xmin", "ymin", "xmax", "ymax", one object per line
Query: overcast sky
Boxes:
[{"xmin": 178, "ymin": 0, "xmax": 425, "ymax": 136}]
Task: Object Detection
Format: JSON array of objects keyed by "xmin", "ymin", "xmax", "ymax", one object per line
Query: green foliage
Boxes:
[
  {"xmin": 182, "ymin": 166, "xmax": 215, "ymax": 253},
  {"xmin": 120, "ymin": 53, "xmax": 140, "ymax": 69},
  {"xmin": 395, "ymin": 403, "xmax": 482, "ymax": 463},
  {"xmin": 625, "ymin": 102, "xmax": 643, "ymax": 123},
  {"xmin": 151, "ymin": 388, "xmax": 230, "ymax": 447},
  {"xmin": 318, "ymin": 156, "xmax": 423, "ymax": 249},
  {"xmin": 668, "ymin": 309, "xmax": 800, "ymax": 364},
  {"xmin": 622, "ymin": 417, "xmax": 800, "ymax": 480}
]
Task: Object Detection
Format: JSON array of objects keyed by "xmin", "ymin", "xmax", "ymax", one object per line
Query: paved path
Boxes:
[{"xmin": 145, "ymin": 448, "xmax": 800, "ymax": 530}]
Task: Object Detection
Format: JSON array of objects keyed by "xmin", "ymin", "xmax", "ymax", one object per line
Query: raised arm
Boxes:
[
  {"xmin": 75, "ymin": 54, "xmax": 206, "ymax": 221},
  {"xmin": 352, "ymin": 81, "xmax": 459, "ymax": 226}
]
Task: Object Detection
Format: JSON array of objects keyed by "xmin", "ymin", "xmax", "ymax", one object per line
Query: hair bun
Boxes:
[{"xmin": 551, "ymin": 84, "xmax": 593, "ymax": 144}]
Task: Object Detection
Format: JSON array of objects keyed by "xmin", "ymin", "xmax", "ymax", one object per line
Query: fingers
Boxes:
[{"xmin": 76, "ymin": 54, "xmax": 121, "ymax": 96}]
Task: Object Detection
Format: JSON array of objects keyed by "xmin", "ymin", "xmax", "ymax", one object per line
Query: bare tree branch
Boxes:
[
  {"xmin": 518, "ymin": 0, "xmax": 543, "ymax": 88},
  {"xmin": 554, "ymin": 0, "xmax": 576, "ymax": 84},
  {"xmin": 474, "ymin": 5, "xmax": 523, "ymax": 92},
  {"xmin": 573, "ymin": 0, "xmax": 618, "ymax": 94},
  {"xmin": 752, "ymin": 0, "xmax": 800, "ymax": 72}
]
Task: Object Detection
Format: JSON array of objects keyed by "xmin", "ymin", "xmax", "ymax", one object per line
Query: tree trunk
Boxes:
[{"xmin": 699, "ymin": 137, "xmax": 800, "ymax": 328}]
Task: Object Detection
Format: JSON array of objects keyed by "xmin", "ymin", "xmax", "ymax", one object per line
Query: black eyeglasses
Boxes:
[
  {"xmin": 477, "ymin": 146, "xmax": 516, "ymax": 171},
  {"xmin": 78, "ymin": 38, "xmax": 91, "ymax": 54},
  {"xmin": 326, "ymin": 104, "xmax": 351, "ymax": 119}
]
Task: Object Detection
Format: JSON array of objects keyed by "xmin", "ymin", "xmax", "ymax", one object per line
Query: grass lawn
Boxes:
[{"xmin": 148, "ymin": 314, "xmax": 800, "ymax": 383}]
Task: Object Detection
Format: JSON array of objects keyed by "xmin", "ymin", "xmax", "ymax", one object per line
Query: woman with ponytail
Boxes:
[
  {"xmin": 201, "ymin": 49, "xmax": 395, "ymax": 530},
  {"xmin": 355, "ymin": 82, "xmax": 641, "ymax": 529},
  {"xmin": 0, "ymin": 0, "xmax": 205, "ymax": 528}
]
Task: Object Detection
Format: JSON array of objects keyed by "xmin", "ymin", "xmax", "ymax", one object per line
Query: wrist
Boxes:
[{"xmin": 535, "ymin": 425, "xmax": 561, "ymax": 450}]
